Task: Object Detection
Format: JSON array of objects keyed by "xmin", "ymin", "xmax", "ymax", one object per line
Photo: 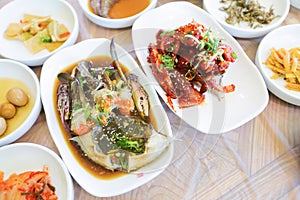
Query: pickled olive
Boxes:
[
  {"xmin": 6, "ymin": 87, "xmax": 28, "ymax": 107},
  {"xmin": 0, "ymin": 103, "xmax": 17, "ymax": 119},
  {"xmin": 0, "ymin": 117, "xmax": 7, "ymax": 136}
]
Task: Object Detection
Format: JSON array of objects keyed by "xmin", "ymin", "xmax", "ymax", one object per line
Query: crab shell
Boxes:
[{"xmin": 71, "ymin": 129, "xmax": 169, "ymax": 172}]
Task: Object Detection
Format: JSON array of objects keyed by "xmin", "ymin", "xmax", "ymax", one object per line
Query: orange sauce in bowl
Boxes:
[
  {"xmin": 108, "ymin": 0, "xmax": 150, "ymax": 19},
  {"xmin": 88, "ymin": 0, "xmax": 151, "ymax": 19}
]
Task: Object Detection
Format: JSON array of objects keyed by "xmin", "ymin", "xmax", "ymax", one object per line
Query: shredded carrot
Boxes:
[
  {"xmin": 59, "ymin": 32, "xmax": 70, "ymax": 39},
  {"xmin": 0, "ymin": 165, "xmax": 58, "ymax": 200},
  {"xmin": 19, "ymin": 19, "xmax": 28, "ymax": 24},
  {"xmin": 38, "ymin": 22, "xmax": 49, "ymax": 28}
]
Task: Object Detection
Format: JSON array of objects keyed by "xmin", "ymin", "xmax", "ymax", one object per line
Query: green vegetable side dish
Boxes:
[{"xmin": 219, "ymin": 0, "xmax": 280, "ymax": 28}]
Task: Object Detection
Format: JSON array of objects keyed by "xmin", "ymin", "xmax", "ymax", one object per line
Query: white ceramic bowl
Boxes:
[
  {"xmin": 0, "ymin": 59, "xmax": 42, "ymax": 146},
  {"xmin": 255, "ymin": 24, "xmax": 300, "ymax": 106},
  {"xmin": 78, "ymin": 0, "xmax": 157, "ymax": 28},
  {"xmin": 0, "ymin": 142, "xmax": 74, "ymax": 199},
  {"xmin": 203, "ymin": 0, "xmax": 290, "ymax": 38},
  {"xmin": 0, "ymin": 0, "xmax": 79, "ymax": 66}
]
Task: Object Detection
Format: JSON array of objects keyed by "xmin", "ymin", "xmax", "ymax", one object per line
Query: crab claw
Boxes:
[
  {"xmin": 127, "ymin": 74, "xmax": 149, "ymax": 120},
  {"xmin": 110, "ymin": 38, "xmax": 127, "ymax": 82}
]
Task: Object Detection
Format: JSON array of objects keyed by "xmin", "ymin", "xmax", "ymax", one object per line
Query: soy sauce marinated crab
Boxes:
[
  {"xmin": 147, "ymin": 20, "xmax": 237, "ymax": 109},
  {"xmin": 56, "ymin": 39, "xmax": 170, "ymax": 172}
]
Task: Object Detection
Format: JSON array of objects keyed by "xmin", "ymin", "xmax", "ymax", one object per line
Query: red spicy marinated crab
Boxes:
[{"xmin": 147, "ymin": 20, "xmax": 237, "ymax": 109}]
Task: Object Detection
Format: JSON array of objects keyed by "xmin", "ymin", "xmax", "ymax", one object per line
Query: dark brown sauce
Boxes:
[
  {"xmin": 88, "ymin": 0, "xmax": 150, "ymax": 19},
  {"xmin": 53, "ymin": 56, "xmax": 126, "ymax": 180}
]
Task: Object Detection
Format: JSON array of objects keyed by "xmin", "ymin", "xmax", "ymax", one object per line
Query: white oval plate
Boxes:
[
  {"xmin": 255, "ymin": 24, "xmax": 300, "ymax": 106},
  {"xmin": 0, "ymin": 142, "xmax": 73, "ymax": 200},
  {"xmin": 40, "ymin": 38, "xmax": 173, "ymax": 197},
  {"xmin": 132, "ymin": 1, "xmax": 269, "ymax": 134},
  {"xmin": 203, "ymin": 0, "xmax": 289, "ymax": 38}
]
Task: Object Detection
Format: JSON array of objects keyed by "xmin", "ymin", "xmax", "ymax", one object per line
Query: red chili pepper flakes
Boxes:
[{"xmin": 223, "ymin": 84, "xmax": 235, "ymax": 93}]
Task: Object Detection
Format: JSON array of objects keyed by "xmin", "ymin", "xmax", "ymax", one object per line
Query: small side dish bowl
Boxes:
[
  {"xmin": 0, "ymin": 59, "xmax": 42, "ymax": 146},
  {"xmin": 0, "ymin": 0, "xmax": 79, "ymax": 66},
  {"xmin": 203, "ymin": 0, "xmax": 290, "ymax": 38},
  {"xmin": 255, "ymin": 24, "xmax": 300, "ymax": 106},
  {"xmin": 78, "ymin": 0, "xmax": 157, "ymax": 28},
  {"xmin": 0, "ymin": 142, "xmax": 74, "ymax": 199}
]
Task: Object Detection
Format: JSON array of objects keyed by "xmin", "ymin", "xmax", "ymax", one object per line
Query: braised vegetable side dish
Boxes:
[
  {"xmin": 147, "ymin": 21, "xmax": 237, "ymax": 109},
  {"xmin": 219, "ymin": 0, "xmax": 279, "ymax": 28},
  {"xmin": 0, "ymin": 166, "xmax": 58, "ymax": 200},
  {"xmin": 4, "ymin": 14, "xmax": 70, "ymax": 54},
  {"xmin": 56, "ymin": 39, "xmax": 170, "ymax": 173}
]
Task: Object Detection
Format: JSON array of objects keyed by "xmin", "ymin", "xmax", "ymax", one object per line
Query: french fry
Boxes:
[{"xmin": 263, "ymin": 47, "xmax": 300, "ymax": 92}]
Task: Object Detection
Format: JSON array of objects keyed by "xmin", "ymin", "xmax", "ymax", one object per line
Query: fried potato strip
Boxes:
[{"xmin": 263, "ymin": 47, "xmax": 300, "ymax": 92}]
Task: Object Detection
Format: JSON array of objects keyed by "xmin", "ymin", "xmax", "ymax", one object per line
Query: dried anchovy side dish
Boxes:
[
  {"xmin": 0, "ymin": 165, "xmax": 58, "ymax": 200},
  {"xmin": 147, "ymin": 20, "xmax": 237, "ymax": 109},
  {"xmin": 219, "ymin": 0, "xmax": 279, "ymax": 28}
]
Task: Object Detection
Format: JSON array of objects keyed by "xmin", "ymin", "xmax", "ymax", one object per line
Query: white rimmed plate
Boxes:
[
  {"xmin": 0, "ymin": 142, "xmax": 73, "ymax": 200},
  {"xmin": 255, "ymin": 24, "xmax": 300, "ymax": 106},
  {"xmin": 203, "ymin": 0, "xmax": 290, "ymax": 38},
  {"xmin": 132, "ymin": 1, "xmax": 269, "ymax": 134},
  {"xmin": 40, "ymin": 38, "xmax": 173, "ymax": 197}
]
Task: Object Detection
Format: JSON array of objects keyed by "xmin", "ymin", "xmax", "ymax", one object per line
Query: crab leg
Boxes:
[
  {"xmin": 126, "ymin": 74, "xmax": 149, "ymax": 119},
  {"xmin": 110, "ymin": 38, "xmax": 127, "ymax": 82},
  {"xmin": 110, "ymin": 38, "xmax": 149, "ymax": 119}
]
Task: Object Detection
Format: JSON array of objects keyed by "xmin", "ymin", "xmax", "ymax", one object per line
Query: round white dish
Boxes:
[
  {"xmin": 0, "ymin": 59, "xmax": 41, "ymax": 146},
  {"xmin": 40, "ymin": 38, "xmax": 173, "ymax": 197},
  {"xmin": 132, "ymin": 1, "xmax": 269, "ymax": 134},
  {"xmin": 78, "ymin": 0, "xmax": 157, "ymax": 28},
  {"xmin": 255, "ymin": 24, "xmax": 300, "ymax": 106},
  {"xmin": 0, "ymin": 142, "xmax": 74, "ymax": 200},
  {"xmin": 0, "ymin": 0, "xmax": 79, "ymax": 66},
  {"xmin": 203, "ymin": 0, "xmax": 290, "ymax": 38}
]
